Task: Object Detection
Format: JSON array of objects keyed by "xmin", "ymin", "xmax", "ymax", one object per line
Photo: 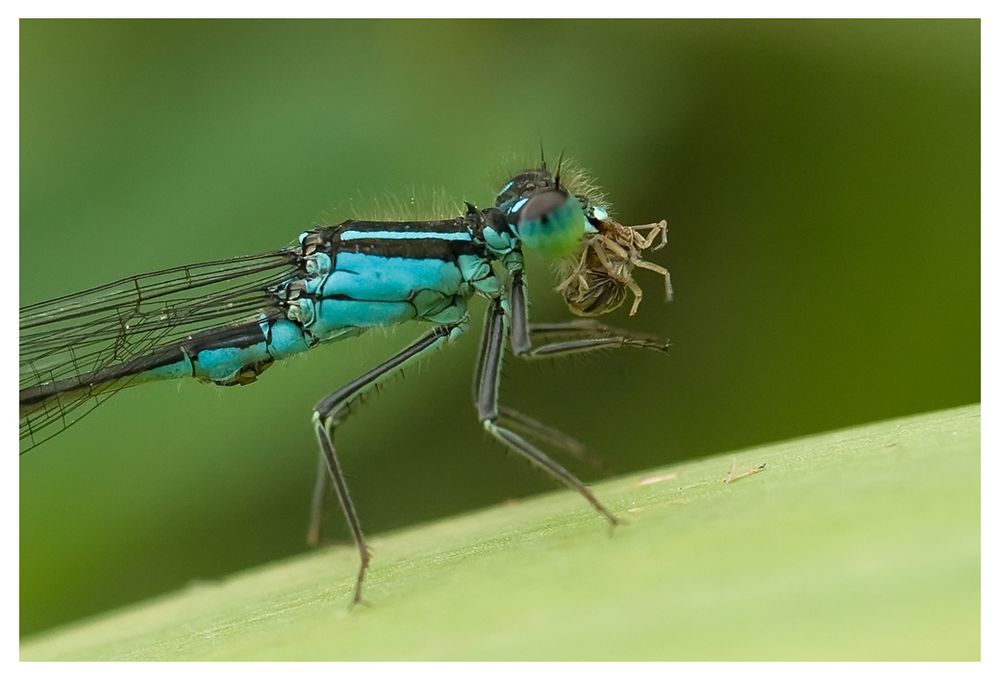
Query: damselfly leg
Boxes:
[
  {"xmin": 476, "ymin": 296, "xmax": 619, "ymax": 525},
  {"xmin": 511, "ymin": 274, "xmax": 671, "ymax": 357},
  {"xmin": 306, "ymin": 331, "xmax": 615, "ymax": 543},
  {"xmin": 305, "ymin": 277, "xmax": 668, "ymax": 604},
  {"xmin": 495, "ymin": 407, "xmax": 594, "ymax": 468},
  {"xmin": 310, "ymin": 320, "xmax": 467, "ymax": 606},
  {"xmin": 477, "ymin": 273, "xmax": 670, "ymax": 524}
]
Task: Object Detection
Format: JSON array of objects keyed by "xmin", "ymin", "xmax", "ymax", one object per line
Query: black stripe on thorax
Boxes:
[{"xmin": 333, "ymin": 237, "xmax": 483, "ymax": 261}]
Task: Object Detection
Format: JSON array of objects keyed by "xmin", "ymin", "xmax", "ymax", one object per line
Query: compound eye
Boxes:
[
  {"xmin": 516, "ymin": 190, "xmax": 586, "ymax": 257},
  {"xmin": 519, "ymin": 189, "xmax": 570, "ymax": 224}
]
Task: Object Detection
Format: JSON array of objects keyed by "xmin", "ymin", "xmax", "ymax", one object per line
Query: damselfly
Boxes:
[{"xmin": 19, "ymin": 157, "xmax": 672, "ymax": 605}]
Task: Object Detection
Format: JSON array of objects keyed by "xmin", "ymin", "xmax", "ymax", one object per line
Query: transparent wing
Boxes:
[{"xmin": 19, "ymin": 249, "xmax": 301, "ymax": 452}]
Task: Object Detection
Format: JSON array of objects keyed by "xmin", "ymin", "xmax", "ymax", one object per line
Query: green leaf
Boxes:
[{"xmin": 21, "ymin": 405, "xmax": 980, "ymax": 660}]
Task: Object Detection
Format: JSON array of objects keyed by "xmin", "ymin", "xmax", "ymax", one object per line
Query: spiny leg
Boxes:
[
  {"xmin": 528, "ymin": 319, "xmax": 660, "ymax": 341},
  {"xmin": 310, "ymin": 321, "xmax": 467, "ymax": 547},
  {"xmin": 311, "ymin": 320, "xmax": 466, "ymax": 606},
  {"xmin": 521, "ymin": 332, "xmax": 668, "ymax": 357},
  {"xmin": 510, "ymin": 273, "xmax": 670, "ymax": 357},
  {"xmin": 504, "ymin": 274, "xmax": 670, "ymax": 472},
  {"xmin": 496, "ymin": 406, "xmax": 606, "ymax": 470},
  {"xmin": 476, "ymin": 296, "xmax": 618, "ymax": 525},
  {"xmin": 480, "ymin": 306, "xmax": 598, "ymax": 467},
  {"xmin": 307, "ymin": 449, "xmax": 330, "ymax": 547}
]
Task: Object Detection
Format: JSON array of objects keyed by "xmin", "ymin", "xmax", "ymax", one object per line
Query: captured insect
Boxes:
[
  {"xmin": 557, "ymin": 207, "xmax": 673, "ymax": 317},
  {"xmin": 19, "ymin": 155, "xmax": 672, "ymax": 606}
]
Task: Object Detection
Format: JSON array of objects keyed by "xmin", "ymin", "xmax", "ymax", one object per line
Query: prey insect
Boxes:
[
  {"xmin": 557, "ymin": 207, "xmax": 673, "ymax": 317},
  {"xmin": 19, "ymin": 157, "xmax": 672, "ymax": 606}
]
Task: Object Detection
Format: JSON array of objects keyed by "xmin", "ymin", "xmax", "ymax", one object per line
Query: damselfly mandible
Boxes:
[{"xmin": 19, "ymin": 157, "xmax": 672, "ymax": 606}]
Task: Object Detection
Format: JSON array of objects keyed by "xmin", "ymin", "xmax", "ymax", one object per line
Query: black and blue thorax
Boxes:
[{"xmin": 280, "ymin": 213, "xmax": 511, "ymax": 339}]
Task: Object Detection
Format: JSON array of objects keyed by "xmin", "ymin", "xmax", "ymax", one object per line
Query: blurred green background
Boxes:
[{"xmin": 20, "ymin": 19, "xmax": 979, "ymax": 636}]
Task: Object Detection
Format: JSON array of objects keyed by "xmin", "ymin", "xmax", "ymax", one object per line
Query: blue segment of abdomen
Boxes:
[
  {"xmin": 142, "ymin": 318, "xmax": 311, "ymax": 386},
  {"xmin": 267, "ymin": 318, "xmax": 312, "ymax": 359}
]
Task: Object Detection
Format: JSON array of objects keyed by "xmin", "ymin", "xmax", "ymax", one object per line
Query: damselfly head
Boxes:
[
  {"xmin": 496, "ymin": 168, "xmax": 588, "ymax": 258},
  {"xmin": 556, "ymin": 211, "xmax": 673, "ymax": 317},
  {"xmin": 494, "ymin": 161, "xmax": 673, "ymax": 316}
]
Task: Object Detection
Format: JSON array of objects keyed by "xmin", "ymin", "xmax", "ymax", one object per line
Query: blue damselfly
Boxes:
[{"xmin": 19, "ymin": 157, "xmax": 672, "ymax": 605}]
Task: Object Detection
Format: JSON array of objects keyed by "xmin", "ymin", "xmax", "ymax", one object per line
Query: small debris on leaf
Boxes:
[{"xmin": 723, "ymin": 459, "xmax": 767, "ymax": 484}]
